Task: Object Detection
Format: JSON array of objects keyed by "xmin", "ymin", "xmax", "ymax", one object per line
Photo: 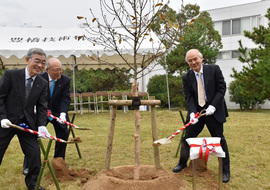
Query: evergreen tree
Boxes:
[
  {"xmin": 152, "ymin": 4, "xmax": 222, "ymax": 75},
  {"xmin": 229, "ymin": 8, "xmax": 270, "ymax": 109}
]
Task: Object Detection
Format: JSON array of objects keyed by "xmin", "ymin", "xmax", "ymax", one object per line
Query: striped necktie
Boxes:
[{"xmin": 25, "ymin": 77, "xmax": 33, "ymax": 100}]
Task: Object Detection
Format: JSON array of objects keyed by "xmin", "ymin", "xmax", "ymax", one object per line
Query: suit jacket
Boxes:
[
  {"xmin": 0, "ymin": 68, "xmax": 48, "ymax": 136},
  {"xmin": 41, "ymin": 72, "xmax": 71, "ymax": 117},
  {"xmin": 182, "ymin": 64, "xmax": 228, "ymax": 123}
]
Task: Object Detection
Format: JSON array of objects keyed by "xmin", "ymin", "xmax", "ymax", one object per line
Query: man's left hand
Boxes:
[
  {"xmin": 206, "ymin": 105, "xmax": 216, "ymax": 115},
  {"xmin": 59, "ymin": 112, "xmax": 66, "ymax": 124}
]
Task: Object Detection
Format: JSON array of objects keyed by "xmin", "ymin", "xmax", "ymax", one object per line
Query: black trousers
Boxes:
[
  {"xmin": 23, "ymin": 118, "xmax": 69, "ymax": 171},
  {"xmin": 178, "ymin": 114, "xmax": 230, "ymax": 174},
  {"xmin": 0, "ymin": 127, "xmax": 41, "ymax": 188},
  {"xmin": 49, "ymin": 119, "xmax": 69, "ymax": 159}
]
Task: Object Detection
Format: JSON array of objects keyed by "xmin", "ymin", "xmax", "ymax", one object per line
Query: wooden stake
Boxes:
[
  {"xmin": 219, "ymin": 157, "xmax": 223, "ymax": 190},
  {"xmin": 151, "ymin": 105, "xmax": 161, "ymax": 169},
  {"xmin": 193, "ymin": 159, "xmax": 197, "ymax": 190}
]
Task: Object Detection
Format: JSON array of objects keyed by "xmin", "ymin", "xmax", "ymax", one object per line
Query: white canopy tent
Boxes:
[
  {"xmin": 0, "ymin": 27, "xmax": 161, "ymax": 69},
  {"xmin": 0, "ymin": 27, "xmax": 165, "ymax": 112}
]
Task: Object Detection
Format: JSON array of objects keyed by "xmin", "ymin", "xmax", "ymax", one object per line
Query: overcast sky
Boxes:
[{"xmin": 0, "ymin": 0, "xmax": 261, "ymax": 28}]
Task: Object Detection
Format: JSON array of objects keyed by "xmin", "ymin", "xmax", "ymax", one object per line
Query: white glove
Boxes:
[
  {"xmin": 38, "ymin": 126, "xmax": 51, "ymax": 139},
  {"xmin": 206, "ymin": 105, "xmax": 216, "ymax": 115},
  {"xmin": 59, "ymin": 112, "xmax": 66, "ymax": 124},
  {"xmin": 189, "ymin": 112, "xmax": 198, "ymax": 125},
  {"xmin": 1, "ymin": 119, "xmax": 11, "ymax": 128}
]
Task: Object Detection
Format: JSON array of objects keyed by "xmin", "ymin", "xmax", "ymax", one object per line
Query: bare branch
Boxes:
[{"xmin": 77, "ymin": 0, "xmax": 180, "ymax": 80}]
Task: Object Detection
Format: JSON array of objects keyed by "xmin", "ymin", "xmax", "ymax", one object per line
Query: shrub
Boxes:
[{"xmin": 147, "ymin": 74, "xmax": 185, "ymax": 108}]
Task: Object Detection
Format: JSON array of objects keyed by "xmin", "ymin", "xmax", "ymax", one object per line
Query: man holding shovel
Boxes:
[
  {"xmin": 0, "ymin": 48, "xmax": 50, "ymax": 190},
  {"xmin": 172, "ymin": 49, "xmax": 230, "ymax": 183},
  {"xmin": 23, "ymin": 57, "xmax": 71, "ymax": 174},
  {"xmin": 41, "ymin": 58, "xmax": 71, "ymax": 159}
]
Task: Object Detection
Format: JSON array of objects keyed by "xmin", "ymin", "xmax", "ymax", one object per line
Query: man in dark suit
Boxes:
[
  {"xmin": 0, "ymin": 48, "xmax": 50, "ymax": 190},
  {"xmin": 42, "ymin": 57, "xmax": 71, "ymax": 159},
  {"xmin": 23, "ymin": 58, "xmax": 71, "ymax": 174},
  {"xmin": 172, "ymin": 49, "xmax": 230, "ymax": 183}
]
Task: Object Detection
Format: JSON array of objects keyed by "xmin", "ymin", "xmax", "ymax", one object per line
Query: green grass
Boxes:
[{"xmin": 1, "ymin": 108, "xmax": 270, "ymax": 190}]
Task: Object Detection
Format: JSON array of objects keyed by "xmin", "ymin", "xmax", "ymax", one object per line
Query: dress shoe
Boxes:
[
  {"xmin": 23, "ymin": 168, "xmax": 29, "ymax": 175},
  {"xmin": 27, "ymin": 185, "xmax": 46, "ymax": 190},
  {"xmin": 223, "ymin": 172, "xmax": 230, "ymax": 183},
  {"xmin": 172, "ymin": 164, "xmax": 187, "ymax": 173}
]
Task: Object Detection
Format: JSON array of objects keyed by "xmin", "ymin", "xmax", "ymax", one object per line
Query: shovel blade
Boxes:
[{"xmin": 153, "ymin": 138, "xmax": 172, "ymax": 146}]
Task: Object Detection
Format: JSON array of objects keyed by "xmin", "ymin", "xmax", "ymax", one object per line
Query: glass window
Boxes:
[
  {"xmin": 232, "ymin": 50, "xmax": 240, "ymax": 58},
  {"xmin": 241, "ymin": 17, "xmax": 250, "ymax": 33},
  {"xmin": 232, "ymin": 19, "xmax": 241, "ymax": 34},
  {"xmin": 251, "ymin": 16, "xmax": 257, "ymax": 29},
  {"xmin": 217, "ymin": 52, "xmax": 222, "ymax": 59},
  {"xmin": 222, "ymin": 20, "xmax": 231, "ymax": 35},
  {"xmin": 214, "ymin": 21, "xmax": 222, "ymax": 35},
  {"xmin": 221, "ymin": 51, "xmax": 231, "ymax": 59}
]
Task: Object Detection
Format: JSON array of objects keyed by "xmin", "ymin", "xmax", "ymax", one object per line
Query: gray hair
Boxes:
[
  {"xmin": 185, "ymin": 49, "xmax": 203, "ymax": 62},
  {"xmin": 26, "ymin": 48, "xmax": 46, "ymax": 58}
]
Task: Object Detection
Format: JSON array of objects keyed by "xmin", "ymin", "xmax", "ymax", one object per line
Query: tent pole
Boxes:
[{"xmin": 72, "ymin": 55, "xmax": 77, "ymax": 113}]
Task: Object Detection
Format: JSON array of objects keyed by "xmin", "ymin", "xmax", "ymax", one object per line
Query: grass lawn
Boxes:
[{"xmin": 0, "ymin": 108, "xmax": 270, "ymax": 190}]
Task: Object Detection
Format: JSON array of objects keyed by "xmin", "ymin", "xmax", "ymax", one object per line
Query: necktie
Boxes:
[
  {"xmin": 197, "ymin": 72, "xmax": 206, "ymax": 107},
  {"xmin": 48, "ymin": 80, "xmax": 55, "ymax": 121},
  {"xmin": 50, "ymin": 80, "xmax": 55, "ymax": 98},
  {"xmin": 25, "ymin": 77, "xmax": 33, "ymax": 100}
]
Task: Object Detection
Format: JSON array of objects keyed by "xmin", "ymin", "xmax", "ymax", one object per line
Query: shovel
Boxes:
[
  {"xmin": 8, "ymin": 123, "xmax": 82, "ymax": 144},
  {"xmin": 153, "ymin": 110, "xmax": 206, "ymax": 146},
  {"xmin": 47, "ymin": 110, "xmax": 91, "ymax": 130}
]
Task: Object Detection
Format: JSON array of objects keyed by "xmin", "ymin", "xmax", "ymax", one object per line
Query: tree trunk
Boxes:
[{"xmin": 132, "ymin": 80, "xmax": 140, "ymax": 180}]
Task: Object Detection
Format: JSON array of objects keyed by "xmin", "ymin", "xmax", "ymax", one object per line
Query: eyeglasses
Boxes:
[
  {"xmin": 31, "ymin": 58, "xmax": 46, "ymax": 65},
  {"xmin": 49, "ymin": 68, "xmax": 62, "ymax": 73}
]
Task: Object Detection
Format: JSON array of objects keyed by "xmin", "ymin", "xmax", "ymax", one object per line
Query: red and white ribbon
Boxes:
[
  {"xmin": 11, "ymin": 123, "xmax": 68, "ymax": 143},
  {"xmin": 190, "ymin": 138, "xmax": 221, "ymax": 162},
  {"xmin": 168, "ymin": 112, "xmax": 200, "ymax": 140},
  {"xmin": 186, "ymin": 137, "xmax": 226, "ymax": 161}
]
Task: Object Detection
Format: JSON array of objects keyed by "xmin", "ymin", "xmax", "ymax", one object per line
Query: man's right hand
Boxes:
[
  {"xmin": 38, "ymin": 126, "xmax": 51, "ymax": 138},
  {"xmin": 189, "ymin": 112, "xmax": 198, "ymax": 125},
  {"xmin": 1, "ymin": 119, "xmax": 11, "ymax": 128}
]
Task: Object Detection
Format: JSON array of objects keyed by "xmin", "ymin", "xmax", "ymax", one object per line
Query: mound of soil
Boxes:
[
  {"xmin": 51, "ymin": 157, "xmax": 93, "ymax": 182},
  {"xmin": 49, "ymin": 158, "xmax": 227, "ymax": 190},
  {"xmin": 82, "ymin": 165, "xmax": 187, "ymax": 190}
]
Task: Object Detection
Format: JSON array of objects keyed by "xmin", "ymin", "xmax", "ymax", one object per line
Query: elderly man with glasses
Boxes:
[
  {"xmin": 0, "ymin": 48, "xmax": 50, "ymax": 190},
  {"xmin": 23, "ymin": 58, "xmax": 71, "ymax": 176}
]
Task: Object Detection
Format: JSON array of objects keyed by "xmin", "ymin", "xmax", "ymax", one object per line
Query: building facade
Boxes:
[{"xmin": 208, "ymin": 0, "xmax": 270, "ymax": 109}]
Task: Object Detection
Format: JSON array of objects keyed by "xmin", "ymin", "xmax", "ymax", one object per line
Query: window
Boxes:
[
  {"xmin": 232, "ymin": 50, "xmax": 240, "ymax": 58},
  {"xmin": 218, "ymin": 51, "xmax": 231, "ymax": 59},
  {"xmin": 251, "ymin": 16, "xmax": 258, "ymax": 29},
  {"xmin": 214, "ymin": 21, "xmax": 222, "ymax": 35},
  {"xmin": 241, "ymin": 17, "xmax": 250, "ymax": 33},
  {"xmin": 232, "ymin": 19, "xmax": 241, "ymax": 34},
  {"xmin": 222, "ymin": 20, "xmax": 231, "ymax": 35},
  {"xmin": 217, "ymin": 16, "xmax": 260, "ymax": 36},
  {"xmin": 217, "ymin": 50, "xmax": 241, "ymax": 59},
  {"xmin": 217, "ymin": 52, "xmax": 222, "ymax": 59}
]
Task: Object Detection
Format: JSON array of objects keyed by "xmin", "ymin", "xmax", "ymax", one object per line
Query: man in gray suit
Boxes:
[
  {"xmin": 0, "ymin": 48, "xmax": 50, "ymax": 190},
  {"xmin": 172, "ymin": 49, "xmax": 230, "ymax": 183}
]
